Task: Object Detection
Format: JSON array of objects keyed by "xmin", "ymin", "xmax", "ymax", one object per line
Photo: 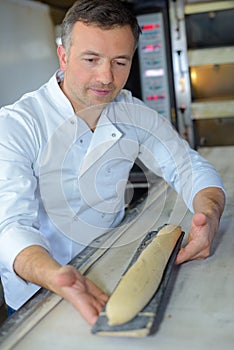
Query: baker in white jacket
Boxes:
[{"xmin": 0, "ymin": 0, "xmax": 225, "ymax": 325}]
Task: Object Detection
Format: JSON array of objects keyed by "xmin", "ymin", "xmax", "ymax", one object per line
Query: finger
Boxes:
[
  {"xmin": 175, "ymin": 247, "xmax": 190, "ymax": 265},
  {"xmin": 72, "ymin": 281, "xmax": 108, "ymax": 312},
  {"xmin": 77, "ymin": 297, "xmax": 101, "ymax": 325},
  {"xmin": 175, "ymin": 247, "xmax": 196, "ymax": 265},
  {"xmin": 175, "ymin": 240, "xmax": 208, "ymax": 264},
  {"xmin": 74, "ymin": 292, "xmax": 107, "ymax": 326},
  {"xmin": 85, "ymin": 277, "xmax": 109, "ymax": 302}
]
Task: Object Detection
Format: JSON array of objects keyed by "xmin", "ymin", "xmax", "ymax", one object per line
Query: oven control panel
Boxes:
[{"xmin": 137, "ymin": 13, "xmax": 171, "ymax": 119}]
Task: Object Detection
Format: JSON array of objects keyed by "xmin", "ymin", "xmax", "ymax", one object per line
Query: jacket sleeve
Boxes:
[
  {"xmin": 134, "ymin": 106, "xmax": 225, "ymax": 212},
  {"xmin": 0, "ymin": 109, "xmax": 51, "ymax": 280}
]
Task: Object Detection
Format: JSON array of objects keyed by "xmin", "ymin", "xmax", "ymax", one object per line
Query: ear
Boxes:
[{"xmin": 57, "ymin": 45, "xmax": 67, "ymax": 71}]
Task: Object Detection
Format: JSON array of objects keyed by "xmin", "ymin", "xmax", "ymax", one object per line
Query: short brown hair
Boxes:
[{"xmin": 61, "ymin": 0, "xmax": 141, "ymax": 52}]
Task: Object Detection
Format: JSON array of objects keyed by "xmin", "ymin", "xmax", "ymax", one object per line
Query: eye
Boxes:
[
  {"xmin": 83, "ymin": 56, "xmax": 99, "ymax": 65},
  {"xmin": 116, "ymin": 61, "xmax": 126, "ymax": 66},
  {"xmin": 113, "ymin": 59, "xmax": 128, "ymax": 67},
  {"xmin": 84, "ymin": 58, "xmax": 95, "ymax": 63}
]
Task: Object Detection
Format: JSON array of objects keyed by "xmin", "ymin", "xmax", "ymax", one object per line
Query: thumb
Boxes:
[
  {"xmin": 192, "ymin": 212, "xmax": 207, "ymax": 228},
  {"xmin": 175, "ymin": 246, "xmax": 189, "ymax": 265}
]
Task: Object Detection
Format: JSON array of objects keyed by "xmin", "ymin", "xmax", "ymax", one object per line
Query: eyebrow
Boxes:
[{"xmin": 80, "ymin": 50, "xmax": 132, "ymax": 61}]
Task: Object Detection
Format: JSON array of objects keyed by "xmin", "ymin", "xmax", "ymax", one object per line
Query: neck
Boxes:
[
  {"xmin": 59, "ymin": 80, "xmax": 104, "ymax": 131},
  {"xmin": 76, "ymin": 105, "xmax": 104, "ymax": 131}
]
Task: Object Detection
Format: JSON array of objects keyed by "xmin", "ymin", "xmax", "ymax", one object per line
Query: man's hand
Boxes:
[
  {"xmin": 175, "ymin": 187, "xmax": 225, "ymax": 265},
  {"xmin": 53, "ymin": 265, "xmax": 108, "ymax": 325},
  {"xmin": 176, "ymin": 212, "xmax": 213, "ymax": 264},
  {"xmin": 14, "ymin": 245, "xmax": 108, "ymax": 325}
]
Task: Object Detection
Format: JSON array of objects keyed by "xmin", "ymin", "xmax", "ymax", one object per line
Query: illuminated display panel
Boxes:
[{"xmin": 137, "ymin": 13, "xmax": 171, "ymax": 119}]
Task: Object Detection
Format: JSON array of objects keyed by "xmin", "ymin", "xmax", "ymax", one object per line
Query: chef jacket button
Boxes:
[
  {"xmin": 80, "ymin": 139, "xmax": 83, "ymax": 143},
  {"xmin": 101, "ymin": 213, "xmax": 105, "ymax": 218},
  {"xmin": 70, "ymin": 120, "xmax": 75, "ymax": 125},
  {"xmin": 111, "ymin": 133, "xmax": 116, "ymax": 138}
]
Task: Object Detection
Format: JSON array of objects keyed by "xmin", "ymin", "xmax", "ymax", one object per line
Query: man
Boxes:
[{"xmin": 0, "ymin": 0, "xmax": 225, "ymax": 325}]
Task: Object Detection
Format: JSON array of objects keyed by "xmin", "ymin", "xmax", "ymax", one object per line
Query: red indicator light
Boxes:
[
  {"xmin": 147, "ymin": 94, "xmax": 166, "ymax": 101},
  {"xmin": 144, "ymin": 45, "xmax": 155, "ymax": 52},
  {"xmin": 142, "ymin": 44, "xmax": 161, "ymax": 52},
  {"xmin": 141, "ymin": 23, "xmax": 161, "ymax": 31},
  {"xmin": 147, "ymin": 95, "xmax": 159, "ymax": 101}
]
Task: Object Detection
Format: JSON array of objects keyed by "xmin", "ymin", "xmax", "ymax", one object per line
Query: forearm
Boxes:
[
  {"xmin": 176, "ymin": 187, "xmax": 225, "ymax": 264},
  {"xmin": 13, "ymin": 245, "xmax": 62, "ymax": 293},
  {"xmin": 193, "ymin": 187, "xmax": 225, "ymax": 226}
]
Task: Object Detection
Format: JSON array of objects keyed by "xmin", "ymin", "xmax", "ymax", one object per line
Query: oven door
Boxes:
[{"xmin": 185, "ymin": 1, "xmax": 234, "ymax": 146}]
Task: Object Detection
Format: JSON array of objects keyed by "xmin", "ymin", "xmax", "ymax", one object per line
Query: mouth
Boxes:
[{"xmin": 89, "ymin": 88, "xmax": 114, "ymax": 97}]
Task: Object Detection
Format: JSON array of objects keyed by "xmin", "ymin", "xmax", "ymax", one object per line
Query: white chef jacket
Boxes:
[{"xmin": 0, "ymin": 71, "xmax": 225, "ymax": 309}]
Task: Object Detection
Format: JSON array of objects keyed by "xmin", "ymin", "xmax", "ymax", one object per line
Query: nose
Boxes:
[{"xmin": 96, "ymin": 61, "xmax": 113, "ymax": 85}]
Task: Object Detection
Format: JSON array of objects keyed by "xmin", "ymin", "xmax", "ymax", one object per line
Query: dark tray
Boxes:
[{"xmin": 91, "ymin": 225, "xmax": 184, "ymax": 337}]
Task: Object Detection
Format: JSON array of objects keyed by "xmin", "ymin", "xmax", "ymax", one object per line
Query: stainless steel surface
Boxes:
[
  {"xmin": 0, "ymin": 146, "xmax": 233, "ymax": 350},
  {"xmin": 185, "ymin": 1, "xmax": 234, "ymax": 14},
  {"xmin": 191, "ymin": 101, "xmax": 234, "ymax": 119},
  {"xmin": 169, "ymin": 0, "xmax": 234, "ymax": 147},
  {"xmin": 188, "ymin": 47, "xmax": 234, "ymax": 66},
  {"xmin": 169, "ymin": 0, "xmax": 194, "ymax": 145}
]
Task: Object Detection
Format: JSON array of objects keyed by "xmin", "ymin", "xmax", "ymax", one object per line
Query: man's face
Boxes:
[{"xmin": 57, "ymin": 21, "xmax": 135, "ymax": 113}]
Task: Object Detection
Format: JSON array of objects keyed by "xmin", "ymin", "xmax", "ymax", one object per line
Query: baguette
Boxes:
[{"xmin": 106, "ymin": 224, "xmax": 182, "ymax": 325}]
